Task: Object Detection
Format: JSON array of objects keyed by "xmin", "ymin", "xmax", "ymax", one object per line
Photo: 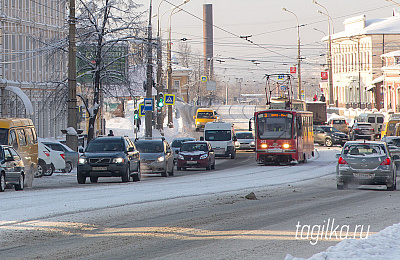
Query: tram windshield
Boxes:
[{"xmin": 257, "ymin": 112, "xmax": 293, "ymax": 139}]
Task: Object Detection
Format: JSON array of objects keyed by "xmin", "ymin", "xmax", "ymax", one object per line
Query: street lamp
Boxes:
[
  {"xmin": 313, "ymin": 0, "xmax": 335, "ymax": 106},
  {"xmin": 282, "ymin": 7, "xmax": 302, "ymax": 100},
  {"xmin": 166, "ymin": 0, "xmax": 190, "ymax": 128}
]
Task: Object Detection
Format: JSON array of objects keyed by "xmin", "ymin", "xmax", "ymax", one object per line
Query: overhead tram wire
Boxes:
[{"xmin": 163, "ymin": 0, "xmax": 295, "ymax": 61}]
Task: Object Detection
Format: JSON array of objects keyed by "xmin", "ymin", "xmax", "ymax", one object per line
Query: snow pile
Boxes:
[{"xmin": 285, "ymin": 223, "xmax": 400, "ymax": 260}]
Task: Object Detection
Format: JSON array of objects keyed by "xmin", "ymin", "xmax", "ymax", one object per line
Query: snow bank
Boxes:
[{"xmin": 285, "ymin": 223, "xmax": 400, "ymax": 260}]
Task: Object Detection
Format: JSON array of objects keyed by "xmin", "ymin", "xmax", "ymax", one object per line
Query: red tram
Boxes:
[{"xmin": 251, "ymin": 109, "xmax": 314, "ymax": 164}]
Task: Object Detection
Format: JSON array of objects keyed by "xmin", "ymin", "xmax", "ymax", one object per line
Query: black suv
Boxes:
[
  {"xmin": 349, "ymin": 122, "xmax": 375, "ymax": 141},
  {"xmin": 77, "ymin": 136, "xmax": 140, "ymax": 184},
  {"xmin": 313, "ymin": 125, "xmax": 349, "ymax": 147}
]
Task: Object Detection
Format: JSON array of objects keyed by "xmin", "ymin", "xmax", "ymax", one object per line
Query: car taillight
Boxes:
[
  {"xmin": 338, "ymin": 157, "xmax": 348, "ymax": 165},
  {"xmin": 354, "ymin": 128, "xmax": 360, "ymax": 131},
  {"xmin": 43, "ymin": 151, "xmax": 50, "ymax": 157},
  {"xmin": 380, "ymin": 158, "xmax": 391, "ymax": 165},
  {"xmin": 60, "ymin": 153, "xmax": 65, "ymax": 160}
]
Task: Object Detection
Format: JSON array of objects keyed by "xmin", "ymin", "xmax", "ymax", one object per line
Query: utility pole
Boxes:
[
  {"xmin": 156, "ymin": 27, "xmax": 163, "ymax": 130},
  {"xmin": 145, "ymin": 0, "xmax": 153, "ymax": 137},
  {"xmin": 67, "ymin": 0, "xmax": 78, "ymax": 151}
]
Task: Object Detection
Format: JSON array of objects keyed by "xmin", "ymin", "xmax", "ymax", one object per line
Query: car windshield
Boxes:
[
  {"xmin": 387, "ymin": 138, "xmax": 400, "ymax": 147},
  {"xmin": 332, "ymin": 119, "xmax": 346, "ymax": 124},
  {"xmin": 171, "ymin": 139, "xmax": 194, "ymax": 148},
  {"xmin": 321, "ymin": 127, "xmax": 339, "ymax": 133},
  {"xmin": 181, "ymin": 143, "xmax": 208, "ymax": 152},
  {"xmin": 257, "ymin": 112, "xmax": 292, "ymax": 139},
  {"xmin": 0, "ymin": 128, "xmax": 8, "ymax": 145},
  {"xmin": 205, "ymin": 130, "xmax": 231, "ymax": 141},
  {"xmin": 197, "ymin": 112, "xmax": 214, "ymax": 119},
  {"xmin": 135, "ymin": 141, "xmax": 164, "ymax": 153},
  {"xmin": 236, "ymin": 132, "xmax": 254, "ymax": 139},
  {"xmin": 86, "ymin": 140, "xmax": 124, "ymax": 152},
  {"xmin": 343, "ymin": 144, "xmax": 386, "ymax": 156}
]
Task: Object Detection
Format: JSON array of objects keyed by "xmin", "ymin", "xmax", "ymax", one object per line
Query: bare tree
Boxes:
[{"xmin": 75, "ymin": 0, "xmax": 146, "ymax": 143}]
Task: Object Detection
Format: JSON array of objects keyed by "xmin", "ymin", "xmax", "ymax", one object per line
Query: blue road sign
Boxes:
[
  {"xmin": 277, "ymin": 75, "xmax": 285, "ymax": 80},
  {"xmin": 280, "ymin": 85, "xmax": 287, "ymax": 91},
  {"xmin": 201, "ymin": 76, "xmax": 207, "ymax": 82},
  {"xmin": 144, "ymin": 98, "xmax": 153, "ymax": 111},
  {"xmin": 164, "ymin": 94, "xmax": 175, "ymax": 105}
]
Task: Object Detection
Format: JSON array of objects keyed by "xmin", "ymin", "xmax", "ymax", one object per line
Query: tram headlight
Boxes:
[
  {"xmin": 282, "ymin": 143, "xmax": 290, "ymax": 149},
  {"xmin": 260, "ymin": 143, "xmax": 268, "ymax": 149}
]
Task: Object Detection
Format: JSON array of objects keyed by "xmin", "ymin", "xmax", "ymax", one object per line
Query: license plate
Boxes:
[
  {"xmin": 353, "ymin": 173, "xmax": 375, "ymax": 179},
  {"xmin": 214, "ymin": 149, "xmax": 225, "ymax": 154},
  {"xmin": 187, "ymin": 161, "xmax": 197, "ymax": 164},
  {"xmin": 92, "ymin": 167, "xmax": 108, "ymax": 171}
]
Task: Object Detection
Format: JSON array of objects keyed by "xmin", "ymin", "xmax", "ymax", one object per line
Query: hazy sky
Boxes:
[{"xmin": 137, "ymin": 0, "xmax": 399, "ymax": 84}]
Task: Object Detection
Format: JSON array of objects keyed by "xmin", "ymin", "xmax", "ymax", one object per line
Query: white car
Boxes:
[
  {"xmin": 236, "ymin": 131, "xmax": 255, "ymax": 150},
  {"xmin": 38, "ymin": 142, "xmax": 65, "ymax": 176}
]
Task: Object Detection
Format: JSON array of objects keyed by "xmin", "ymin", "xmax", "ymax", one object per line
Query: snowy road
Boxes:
[{"xmin": 2, "ymin": 143, "xmax": 400, "ymax": 259}]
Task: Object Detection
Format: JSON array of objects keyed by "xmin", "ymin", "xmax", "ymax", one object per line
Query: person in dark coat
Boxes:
[
  {"xmin": 320, "ymin": 94, "xmax": 326, "ymax": 102},
  {"xmin": 108, "ymin": 130, "xmax": 114, "ymax": 136}
]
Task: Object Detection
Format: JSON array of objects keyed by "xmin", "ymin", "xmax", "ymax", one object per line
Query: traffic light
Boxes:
[
  {"xmin": 157, "ymin": 93, "xmax": 164, "ymax": 108},
  {"xmin": 134, "ymin": 110, "xmax": 139, "ymax": 120}
]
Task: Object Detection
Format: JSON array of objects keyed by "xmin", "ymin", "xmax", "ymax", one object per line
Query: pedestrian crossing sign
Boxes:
[
  {"xmin": 201, "ymin": 76, "xmax": 207, "ymax": 82},
  {"xmin": 138, "ymin": 104, "xmax": 145, "ymax": 116},
  {"xmin": 164, "ymin": 94, "xmax": 175, "ymax": 105}
]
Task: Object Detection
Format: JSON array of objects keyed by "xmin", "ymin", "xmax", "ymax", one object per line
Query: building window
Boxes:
[{"xmin": 173, "ymin": 80, "xmax": 180, "ymax": 89}]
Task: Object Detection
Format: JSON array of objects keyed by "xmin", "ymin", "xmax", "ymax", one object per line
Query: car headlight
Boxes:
[
  {"xmin": 282, "ymin": 143, "xmax": 290, "ymax": 149},
  {"xmin": 260, "ymin": 143, "xmax": 268, "ymax": 149},
  {"xmin": 178, "ymin": 154, "xmax": 184, "ymax": 160},
  {"xmin": 113, "ymin": 157, "xmax": 124, "ymax": 163},
  {"xmin": 157, "ymin": 156, "xmax": 165, "ymax": 162},
  {"xmin": 200, "ymin": 154, "xmax": 208, "ymax": 159},
  {"xmin": 250, "ymin": 141, "xmax": 255, "ymax": 145},
  {"xmin": 78, "ymin": 157, "xmax": 87, "ymax": 164}
]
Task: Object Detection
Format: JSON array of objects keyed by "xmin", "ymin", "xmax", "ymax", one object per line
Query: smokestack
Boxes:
[{"xmin": 203, "ymin": 4, "xmax": 213, "ymax": 80}]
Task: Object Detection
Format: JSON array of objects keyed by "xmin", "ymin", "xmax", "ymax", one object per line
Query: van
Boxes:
[
  {"xmin": 204, "ymin": 122, "xmax": 237, "ymax": 159},
  {"xmin": 356, "ymin": 113, "xmax": 384, "ymax": 139},
  {"xmin": 193, "ymin": 108, "xmax": 218, "ymax": 132},
  {"xmin": 381, "ymin": 118, "xmax": 400, "ymax": 137},
  {"xmin": 327, "ymin": 117, "xmax": 349, "ymax": 134},
  {"xmin": 0, "ymin": 118, "xmax": 38, "ymax": 187}
]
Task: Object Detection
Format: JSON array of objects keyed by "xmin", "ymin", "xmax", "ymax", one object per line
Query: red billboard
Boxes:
[
  {"xmin": 290, "ymin": 67, "xmax": 296, "ymax": 74},
  {"xmin": 321, "ymin": 71, "xmax": 328, "ymax": 80}
]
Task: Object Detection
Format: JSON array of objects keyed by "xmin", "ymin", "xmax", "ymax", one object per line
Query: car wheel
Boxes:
[
  {"xmin": 36, "ymin": 160, "xmax": 46, "ymax": 178},
  {"xmin": 0, "ymin": 172, "xmax": 5, "ymax": 192},
  {"xmin": 161, "ymin": 169, "xmax": 168, "ymax": 177},
  {"xmin": 387, "ymin": 176, "xmax": 397, "ymax": 191},
  {"xmin": 90, "ymin": 176, "xmax": 98, "ymax": 183},
  {"xmin": 64, "ymin": 162, "xmax": 73, "ymax": 173},
  {"xmin": 325, "ymin": 138, "xmax": 333, "ymax": 147},
  {"xmin": 132, "ymin": 163, "xmax": 141, "ymax": 182},
  {"xmin": 14, "ymin": 173, "xmax": 24, "ymax": 191},
  {"xmin": 77, "ymin": 171, "xmax": 86, "ymax": 184},
  {"xmin": 121, "ymin": 165, "xmax": 130, "ymax": 183},
  {"xmin": 43, "ymin": 163, "xmax": 55, "ymax": 176},
  {"xmin": 177, "ymin": 167, "xmax": 182, "ymax": 171},
  {"xmin": 337, "ymin": 182, "xmax": 348, "ymax": 190}
]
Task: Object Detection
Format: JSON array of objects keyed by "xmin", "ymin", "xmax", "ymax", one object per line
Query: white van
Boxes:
[
  {"xmin": 356, "ymin": 113, "xmax": 384, "ymax": 139},
  {"xmin": 204, "ymin": 122, "xmax": 237, "ymax": 159}
]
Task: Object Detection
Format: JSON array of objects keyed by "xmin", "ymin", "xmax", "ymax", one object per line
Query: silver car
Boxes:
[
  {"xmin": 235, "ymin": 131, "xmax": 255, "ymax": 150},
  {"xmin": 336, "ymin": 141, "xmax": 397, "ymax": 191},
  {"xmin": 135, "ymin": 139, "xmax": 174, "ymax": 177}
]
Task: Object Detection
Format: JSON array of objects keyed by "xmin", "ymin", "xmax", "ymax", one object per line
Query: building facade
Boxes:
[
  {"xmin": 0, "ymin": 0, "xmax": 68, "ymax": 138},
  {"xmin": 380, "ymin": 50, "xmax": 400, "ymax": 112},
  {"xmin": 324, "ymin": 14, "xmax": 400, "ymax": 109}
]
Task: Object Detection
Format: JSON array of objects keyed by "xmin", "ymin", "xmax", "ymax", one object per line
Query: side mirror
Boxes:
[
  {"xmin": 392, "ymin": 155, "xmax": 400, "ymax": 160},
  {"xmin": 233, "ymin": 136, "xmax": 238, "ymax": 142},
  {"xmin": 249, "ymin": 120, "xmax": 252, "ymax": 131},
  {"xmin": 175, "ymin": 150, "xmax": 179, "ymax": 154},
  {"xmin": 79, "ymin": 148, "xmax": 84, "ymax": 153},
  {"xmin": 335, "ymin": 153, "xmax": 340, "ymax": 158},
  {"xmin": 193, "ymin": 116, "xmax": 196, "ymax": 119}
]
